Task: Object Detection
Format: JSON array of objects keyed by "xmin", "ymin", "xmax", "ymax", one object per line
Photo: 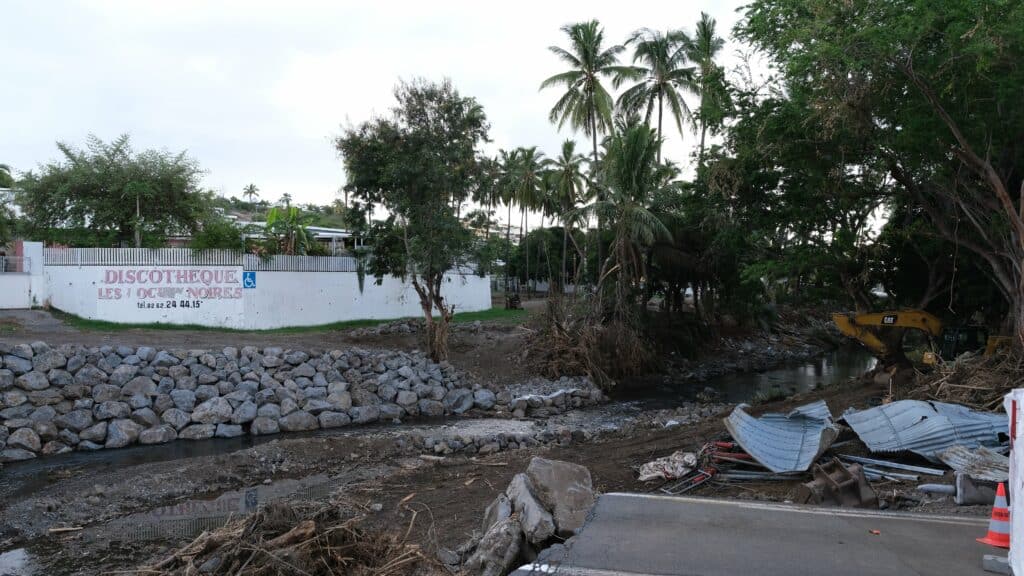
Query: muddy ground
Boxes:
[{"xmin": 0, "ymin": 308, "xmax": 989, "ymax": 575}]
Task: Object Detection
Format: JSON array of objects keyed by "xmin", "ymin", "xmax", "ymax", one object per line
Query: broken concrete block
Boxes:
[
  {"xmin": 525, "ymin": 457, "xmax": 596, "ymax": 536},
  {"xmin": 464, "ymin": 517, "xmax": 522, "ymax": 576},
  {"xmin": 506, "ymin": 473, "xmax": 555, "ymax": 544}
]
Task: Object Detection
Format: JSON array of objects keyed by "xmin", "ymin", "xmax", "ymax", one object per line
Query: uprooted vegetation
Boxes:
[
  {"xmin": 144, "ymin": 499, "xmax": 437, "ymax": 576},
  {"xmin": 910, "ymin": 350, "xmax": 1024, "ymax": 411},
  {"xmin": 528, "ymin": 297, "xmax": 657, "ymax": 390}
]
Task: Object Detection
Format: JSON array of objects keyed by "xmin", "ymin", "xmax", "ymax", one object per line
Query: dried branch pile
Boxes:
[
  {"xmin": 909, "ymin": 351, "xmax": 1024, "ymax": 411},
  {"xmin": 528, "ymin": 297, "xmax": 656, "ymax": 390},
  {"xmin": 143, "ymin": 500, "xmax": 435, "ymax": 576}
]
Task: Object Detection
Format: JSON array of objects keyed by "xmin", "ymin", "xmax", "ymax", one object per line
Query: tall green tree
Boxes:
[
  {"xmin": 512, "ymin": 146, "xmax": 547, "ymax": 292},
  {"xmin": 242, "ymin": 183, "xmax": 260, "ymax": 205},
  {"xmin": 548, "ymin": 140, "xmax": 588, "ymax": 289},
  {"xmin": 541, "ymin": 20, "xmax": 631, "ymax": 274},
  {"xmin": 616, "ymin": 28, "xmax": 697, "ymax": 162},
  {"xmin": 686, "ymin": 13, "xmax": 728, "ymax": 170},
  {"xmin": 16, "ymin": 135, "xmax": 206, "ymax": 247},
  {"xmin": 0, "ymin": 164, "xmax": 14, "ymax": 188},
  {"xmin": 495, "ymin": 148, "xmax": 521, "ymax": 292},
  {"xmin": 586, "ymin": 122, "xmax": 671, "ymax": 318},
  {"xmin": 337, "ymin": 79, "xmax": 489, "ymax": 360},
  {"xmin": 739, "ymin": 0, "xmax": 1024, "ymax": 344}
]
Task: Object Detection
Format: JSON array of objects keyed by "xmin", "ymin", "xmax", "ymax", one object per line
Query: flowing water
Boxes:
[{"xmin": 613, "ymin": 347, "xmax": 877, "ymax": 408}]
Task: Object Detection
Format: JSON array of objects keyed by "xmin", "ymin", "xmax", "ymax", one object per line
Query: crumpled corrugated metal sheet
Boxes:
[
  {"xmin": 842, "ymin": 400, "xmax": 1007, "ymax": 462},
  {"xmin": 723, "ymin": 400, "xmax": 839, "ymax": 474},
  {"xmin": 939, "ymin": 445, "xmax": 1010, "ymax": 482}
]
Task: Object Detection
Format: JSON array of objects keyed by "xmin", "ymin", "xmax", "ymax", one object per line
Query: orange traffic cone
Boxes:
[{"xmin": 977, "ymin": 482, "xmax": 1010, "ymax": 549}]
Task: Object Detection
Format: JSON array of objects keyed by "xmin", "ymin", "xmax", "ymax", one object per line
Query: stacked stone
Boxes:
[
  {"xmin": 0, "ymin": 342, "xmax": 501, "ymax": 462},
  {"xmin": 509, "ymin": 388, "xmax": 606, "ymax": 419}
]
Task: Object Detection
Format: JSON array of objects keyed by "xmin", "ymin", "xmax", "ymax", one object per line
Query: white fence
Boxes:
[
  {"xmin": 36, "ymin": 246, "xmax": 491, "ymax": 329},
  {"xmin": 46, "ymin": 248, "xmax": 242, "ymax": 267}
]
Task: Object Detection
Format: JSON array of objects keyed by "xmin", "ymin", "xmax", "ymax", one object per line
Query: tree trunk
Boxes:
[
  {"xmin": 657, "ymin": 91, "xmax": 663, "ymax": 164},
  {"xmin": 562, "ymin": 221, "xmax": 569, "ymax": 294},
  {"xmin": 505, "ymin": 202, "xmax": 513, "ymax": 293},
  {"xmin": 524, "ymin": 209, "xmax": 530, "ymax": 296},
  {"xmin": 134, "ymin": 193, "xmax": 142, "ymax": 248},
  {"xmin": 698, "ymin": 121, "xmax": 708, "ymax": 173},
  {"xmin": 591, "ymin": 107, "xmax": 602, "ymax": 288}
]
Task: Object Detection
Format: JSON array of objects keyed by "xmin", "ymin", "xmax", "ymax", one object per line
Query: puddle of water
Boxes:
[
  {"xmin": 615, "ymin": 347, "xmax": 876, "ymax": 408},
  {"xmin": 0, "ymin": 548, "xmax": 33, "ymax": 576}
]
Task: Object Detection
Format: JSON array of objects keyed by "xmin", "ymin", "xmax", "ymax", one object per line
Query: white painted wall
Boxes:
[
  {"xmin": 43, "ymin": 264, "xmax": 492, "ymax": 329},
  {"xmin": 0, "ymin": 275, "xmax": 32, "ymax": 308}
]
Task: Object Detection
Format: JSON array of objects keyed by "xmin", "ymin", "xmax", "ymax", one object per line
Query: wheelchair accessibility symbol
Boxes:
[{"xmin": 243, "ymin": 272, "xmax": 256, "ymax": 289}]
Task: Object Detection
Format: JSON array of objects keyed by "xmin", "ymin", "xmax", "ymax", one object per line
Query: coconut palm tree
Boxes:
[
  {"xmin": 686, "ymin": 12, "xmax": 728, "ymax": 171},
  {"xmin": 584, "ymin": 122, "xmax": 671, "ymax": 317},
  {"xmin": 242, "ymin": 183, "xmax": 260, "ymax": 206},
  {"xmin": 541, "ymin": 20, "xmax": 631, "ymax": 278},
  {"xmin": 548, "ymin": 140, "xmax": 588, "ymax": 290},
  {"xmin": 616, "ymin": 28, "xmax": 697, "ymax": 163},
  {"xmin": 279, "ymin": 193, "xmax": 293, "ymax": 207},
  {"xmin": 0, "ymin": 164, "xmax": 14, "ymax": 188},
  {"xmin": 496, "ymin": 149, "xmax": 521, "ymax": 293},
  {"xmin": 513, "ymin": 146, "xmax": 547, "ymax": 294}
]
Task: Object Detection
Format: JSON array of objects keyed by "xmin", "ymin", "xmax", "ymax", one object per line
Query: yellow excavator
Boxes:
[{"xmin": 831, "ymin": 310, "xmax": 1011, "ymax": 366}]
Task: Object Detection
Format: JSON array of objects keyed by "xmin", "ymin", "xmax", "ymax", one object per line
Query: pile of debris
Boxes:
[
  {"xmin": 910, "ymin": 352, "xmax": 1022, "ymax": 411},
  {"xmin": 448, "ymin": 457, "xmax": 596, "ymax": 576},
  {"xmin": 638, "ymin": 398, "xmax": 1009, "ymax": 509},
  {"xmin": 142, "ymin": 498, "xmax": 433, "ymax": 575}
]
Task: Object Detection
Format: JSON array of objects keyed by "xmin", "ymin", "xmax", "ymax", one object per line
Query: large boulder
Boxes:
[
  {"xmin": 349, "ymin": 405, "xmax": 380, "ymax": 425},
  {"xmin": 524, "ymin": 457, "xmax": 595, "ymax": 536},
  {"xmin": 443, "ymin": 388, "xmax": 474, "ymax": 414},
  {"xmin": 179, "ymin": 424, "xmax": 216, "ymax": 440},
  {"xmin": 250, "ymin": 416, "xmax": 280, "ymax": 435},
  {"xmin": 482, "ymin": 493, "xmax": 512, "ymax": 534},
  {"xmin": 139, "ymin": 424, "xmax": 178, "ymax": 445},
  {"xmin": 105, "ymin": 419, "xmax": 143, "ymax": 448},
  {"xmin": 191, "ymin": 397, "xmax": 233, "ymax": 424},
  {"xmin": 3, "ymin": 355, "xmax": 33, "ymax": 375},
  {"xmin": 418, "ymin": 399, "xmax": 445, "ymax": 418},
  {"xmin": 505, "ymin": 473, "xmax": 555, "ymax": 544},
  {"xmin": 0, "ymin": 448, "xmax": 36, "ymax": 462},
  {"xmin": 151, "ymin": 351, "xmax": 180, "ymax": 367},
  {"xmin": 15, "ymin": 371, "xmax": 50, "ymax": 391},
  {"xmin": 79, "ymin": 421, "xmax": 108, "ymax": 442},
  {"xmin": 123, "ymin": 376, "xmax": 157, "ymax": 397},
  {"xmin": 32, "ymin": 350, "xmax": 66, "ymax": 373},
  {"xmin": 318, "ymin": 411, "xmax": 351, "ymax": 429},
  {"xmin": 463, "ymin": 517, "xmax": 522, "ymax": 576},
  {"xmin": 7, "ymin": 427, "xmax": 41, "ymax": 452},
  {"xmin": 279, "ymin": 410, "xmax": 318, "ymax": 431},
  {"xmin": 474, "ymin": 389, "xmax": 497, "ymax": 410},
  {"xmin": 231, "ymin": 400, "xmax": 257, "ymax": 424},
  {"xmin": 55, "ymin": 409, "xmax": 94, "ymax": 432},
  {"xmin": 161, "ymin": 408, "xmax": 191, "ymax": 430},
  {"xmin": 94, "ymin": 401, "xmax": 131, "ymax": 420},
  {"xmin": 215, "ymin": 423, "xmax": 244, "ymax": 438},
  {"xmin": 108, "ymin": 364, "xmax": 139, "ymax": 387},
  {"xmin": 170, "ymin": 389, "xmax": 197, "ymax": 412},
  {"xmin": 74, "ymin": 364, "xmax": 108, "ymax": 386}
]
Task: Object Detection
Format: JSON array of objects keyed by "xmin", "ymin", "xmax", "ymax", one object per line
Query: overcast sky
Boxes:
[{"xmin": 2, "ymin": 0, "xmax": 753, "ymax": 215}]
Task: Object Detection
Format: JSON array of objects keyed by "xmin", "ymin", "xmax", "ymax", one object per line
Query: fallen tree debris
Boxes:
[{"xmin": 142, "ymin": 498, "xmax": 432, "ymax": 575}]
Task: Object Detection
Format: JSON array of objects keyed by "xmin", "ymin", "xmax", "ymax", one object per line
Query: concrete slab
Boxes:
[{"xmin": 514, "ymin": 493, "xmax": 994, "ymax": 575}]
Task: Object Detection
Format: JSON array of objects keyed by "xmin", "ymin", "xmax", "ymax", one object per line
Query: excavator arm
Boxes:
[{"xmin": 831, "ymin": 310, "xmax": 944, "ymax": 361}]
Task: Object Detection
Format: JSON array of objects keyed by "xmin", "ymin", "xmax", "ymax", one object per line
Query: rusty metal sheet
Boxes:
[
  {"xmin": 939, "ymin": 445, "xmax": 1009, "ymax": 483},
  {"xmin": 723, "ymin": 401, "xmax": 838, "ymax": 474}
]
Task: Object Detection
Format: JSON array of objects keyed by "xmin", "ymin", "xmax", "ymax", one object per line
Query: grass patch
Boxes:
[
  {"xmin": 50, "ymin": 306, "xmax": 526, "ymax": 333},
  {"xmin": 0, "ymin": 320, "xmax": 20, "ymax": 333}
]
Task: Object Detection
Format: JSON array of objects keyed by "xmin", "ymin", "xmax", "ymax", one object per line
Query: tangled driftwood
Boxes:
[
  {"xmin": 142, "ymin": 499, "xmax": 436, "ymax": 576},
  {"xmin": 909, "ymin": 351, "xmax": 1024, "ymax": 411}
]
